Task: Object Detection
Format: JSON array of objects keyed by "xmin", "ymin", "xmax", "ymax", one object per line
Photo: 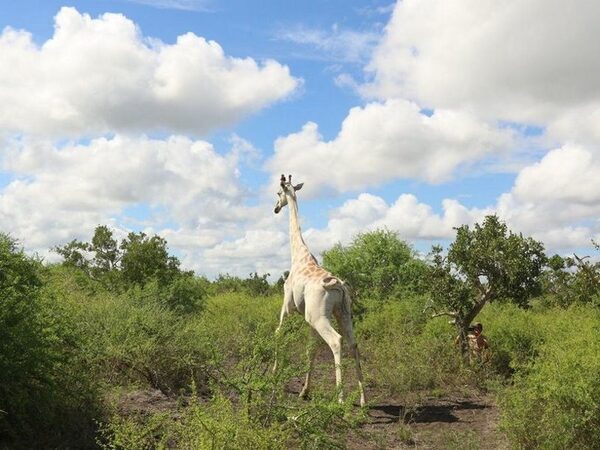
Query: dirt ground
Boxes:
[{"xmin": 348, "ymin": 393, "xmax": 509, "ymax": 449}]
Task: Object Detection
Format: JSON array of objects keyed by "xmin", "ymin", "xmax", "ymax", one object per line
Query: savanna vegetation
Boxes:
[{"xmin": 1, "ymin": 217, "xmax": 599, "ymax": 449}]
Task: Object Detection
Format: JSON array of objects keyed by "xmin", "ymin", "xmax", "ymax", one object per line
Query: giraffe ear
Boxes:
[{"xmin": 293, "ymin": 183, "xmax": 304, "ymax": 191}]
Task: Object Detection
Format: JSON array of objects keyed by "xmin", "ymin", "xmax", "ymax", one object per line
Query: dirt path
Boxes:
[{"xmin": 348, "ymin": 393, "xmax": 508, "ymax": 449}]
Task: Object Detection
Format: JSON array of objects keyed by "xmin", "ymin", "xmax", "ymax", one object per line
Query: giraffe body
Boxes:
[{"xmin": 273, "ymin": 175, "xmax": 366, "ymax": 407}]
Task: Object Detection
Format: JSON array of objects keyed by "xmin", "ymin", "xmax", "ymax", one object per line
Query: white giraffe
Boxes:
[{"xmin": 273, "ymin": 174, "xmax": 366, "ymax": 407}]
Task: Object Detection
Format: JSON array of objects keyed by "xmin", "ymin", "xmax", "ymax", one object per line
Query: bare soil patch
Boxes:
[{"xmin": 345, "ymin": 392, "xmax": 508, "ymax": 449}]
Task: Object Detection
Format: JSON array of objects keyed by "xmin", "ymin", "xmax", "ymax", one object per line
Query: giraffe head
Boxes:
[{"xmin": 274, "ymin": 174, "xmax": 303, "ymax": 214}]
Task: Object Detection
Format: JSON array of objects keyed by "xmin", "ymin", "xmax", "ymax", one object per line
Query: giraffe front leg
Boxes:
[
  {"xmin": 299, "ymin": 329, "xmax": 319, "ymax": 399},
  {"xmin": 273, "ymin": 288, "xmax": 293, "ymax": 373},
  {"xmin": 272, "ymin": 305, "xmax": 287, "ymax": 373}
]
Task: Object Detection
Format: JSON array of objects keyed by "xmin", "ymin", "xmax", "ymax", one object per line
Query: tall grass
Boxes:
[{"xmin": 487, "ymin": 304, "xmax": 600, "ymax": 449}]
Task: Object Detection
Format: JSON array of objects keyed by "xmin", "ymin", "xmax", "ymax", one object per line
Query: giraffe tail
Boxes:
[
  {"xmin": 340, "ymin": 282, "xmax": 353, "ymax": 317},
  {"xmin": 322, "ymin": 277, "xmax": 352, "ymax": 316}
]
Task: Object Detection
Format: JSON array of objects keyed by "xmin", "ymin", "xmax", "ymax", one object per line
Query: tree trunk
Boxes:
[
  {"xmin": 456, "ymin": 288, "xmax": 492, "ymax": 358},
  {"xmin": 456, "ymin": 319, "xmax": 470, "ymax": 357}
]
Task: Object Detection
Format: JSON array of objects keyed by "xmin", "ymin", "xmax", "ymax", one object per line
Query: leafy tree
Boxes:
[
  {"xmin": 55, "ymin": 226, "xmax": 189, "ymax": 289},
  {"xmin": 54, "ymin": 239, "xmax": 90, "ymax": 270},
  {"xmin": 212, "ymin": 272, "xmax": 274, "ymax": 297},
  {"xmin": 428, "ymin": 215, "xmax": 547, "ymax": 355},
  {"xmin": 54, "ymin": 227, "xmax": 208, "ymax": 313},
  {"xmin": 119, "ymin": 231, "xmax": 182, "ymax": 287},
  {"xmin": 542, "ymin": 246, "xmax": 600, "ymax": 307},
  {"xmin": 54, "ymin": 225, "xmax": 120, "ymax": 286},
  {"xmin": 90, "ymin": 225, "xmax": 120, "ymax": 274},
  {"xmin": 322, "ymin": 229, "xmax": 427, "ymax": 299}
]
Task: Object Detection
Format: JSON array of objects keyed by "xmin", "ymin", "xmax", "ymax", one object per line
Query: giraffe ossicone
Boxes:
[{"xmin": 273, "ymin": 174, "xmax": 366, "ymax": 407}]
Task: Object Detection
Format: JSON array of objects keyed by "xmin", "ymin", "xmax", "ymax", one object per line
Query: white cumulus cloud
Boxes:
[
  {"xmin": 266, "ymin": 99, "xmax": 513, "ymax": 195},
  {"xmin": 300, "ymin": 193, "xmax": 491, "ymax": 258},
  {"xmin": 363, "ymin": 0, "xmax": 600, "ymax": 129},
  {"xmin": 0, "ymin": 134, "xmax": 254, "ymax": 254},
  {"xmin": 0, "ymin": 7, "xmax": 299, "ymax": 137}
]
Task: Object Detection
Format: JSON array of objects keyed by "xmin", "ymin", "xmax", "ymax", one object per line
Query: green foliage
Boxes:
[
  {"xmin": 477, "ymin": 303, "xmax": 545, "ymax": 376},
  {"xmin": 356, "ymin": 296, "xmax": 465, "ymax": 396},
  {"xmin": 91, "ymin": 225, "xmax": 121, "ymax": 274},
  {"xmin": 212, "ymin": 272, "xmax": 275, "ymax": 297},
  {"xmin": 70, "ymin": 283, "xmax": 209, "ymax": 395},
  {"xmin": 164, "ymin": 273, "xmax": 210, "ymax": 314},
  {"xmin": 0, "ymin": 234, "xmax": 100, "ymax": 447},
  {"xmin": 101, "ymin": 393, "xmax": 361, "ymax": 450},
  {"xmin": 322, "ymin": 229, "xmax": 428, "ymax": 299},
  {"xmin": 119, "ymin": 231, "xmax": 182, "ymax": 287},
  {"xmin": 428, "ymin": 215, "xmax": 547, "ymax": 354},
  {"xmin": 541, "ymin": 250, "xmax": 600, "ymax": 307},
  {"xmin": 54, "ymin": 226, "xmax": 208, "ymax": 315},
  {"xmin": 6, "ymin": 224, "xmax": 600, "ymax": 449},
  {"xmin": 498, "ymin": 305, "xmax": 600, "ymax": 449},
  {"xmin": 99, "ymin": 293, "xmax": 361, "ymax": 449},
  {"xmin": 55, "ymin": 226, "xmax": 192, "ymax": 291}
]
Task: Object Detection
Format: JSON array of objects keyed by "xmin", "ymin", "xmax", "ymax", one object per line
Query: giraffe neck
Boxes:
[{"xmin": 287, "ymin": 194, "xmax": 312, "ymax": 266}]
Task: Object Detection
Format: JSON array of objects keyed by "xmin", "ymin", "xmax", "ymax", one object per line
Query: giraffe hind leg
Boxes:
[
  {"xmin": 338, "ymin": 313, "xmax": 366, "ymax": 407},
  {"xmin": 311, "ymin": 316, "xmax": 343, "ymax": 403}
]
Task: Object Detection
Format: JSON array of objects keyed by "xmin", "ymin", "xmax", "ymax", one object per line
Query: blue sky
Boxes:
[{"xmin": 1, "ymin": 0, "xmax": 599, "ymax": 277}]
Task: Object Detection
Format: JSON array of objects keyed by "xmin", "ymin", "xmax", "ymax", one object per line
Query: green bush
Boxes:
[
  {"xmin": 165, "ymin": 274, "xmax": 209, "ymax": 314},
  {"xmin": 322, "ymin": 229, "xmax": 428, "ymax": 300},
  {"xmin": 76, "ymin": 288, "xmax": 209, "ymax": 395},
  {"xmin": 478, "ymin": 303, "xmax": 546, "ymax": 376},
  {"xmin": 43, "ymin": 266, "xmax": 210, "ymax": 396},
  {"xmin": 356, "ymin": 296, "xmax": 464, "ymax": 396},
  {"xmin": 0, "ymin": 235, "xmax": 100, "ymax": 448},
  {"xmin": 211, "ymin": 272, "xmax": 275, "ymax": 297},
  {"xmin": 100, "ymin": 391, "xmax": 362, "ymax": 450},
  {"xmin": 498, "ymin": 306, "xmax": 600, "ymax": 449}
]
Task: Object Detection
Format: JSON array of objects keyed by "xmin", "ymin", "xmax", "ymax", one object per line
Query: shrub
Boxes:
[
  {"xmin": 0, "ymin": 235, "xmax": 100, "ymax": 447},
  {"xmin": 356, "ymin": 296, "xmax": 464, "ymax": 396},
  {"xmin": 499, "ymin": 306, "xmax": 600, "ymax": 449},
  {"xmin": 211, "ymin": 272, "xmax": 275, "ymax": 297},
  {"xmin": 99, "ymin": 291, "xmax": 362, "ymax": 450},
  {"xmin": 322, "ymin": 229, "xmax": 427, "ymax": 300},
  {"xmin": 75, "ymin": 289, "xmax": 209, "ymax": 395},
  {"xmin": 478, "ymin": 303, "xmax": 546, "ymax": 376}
]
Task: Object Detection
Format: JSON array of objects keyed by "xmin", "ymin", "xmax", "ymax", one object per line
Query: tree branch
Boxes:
[{"xmin": 430, "ymin": 311, "xmax": 458, "ymax": 319}]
